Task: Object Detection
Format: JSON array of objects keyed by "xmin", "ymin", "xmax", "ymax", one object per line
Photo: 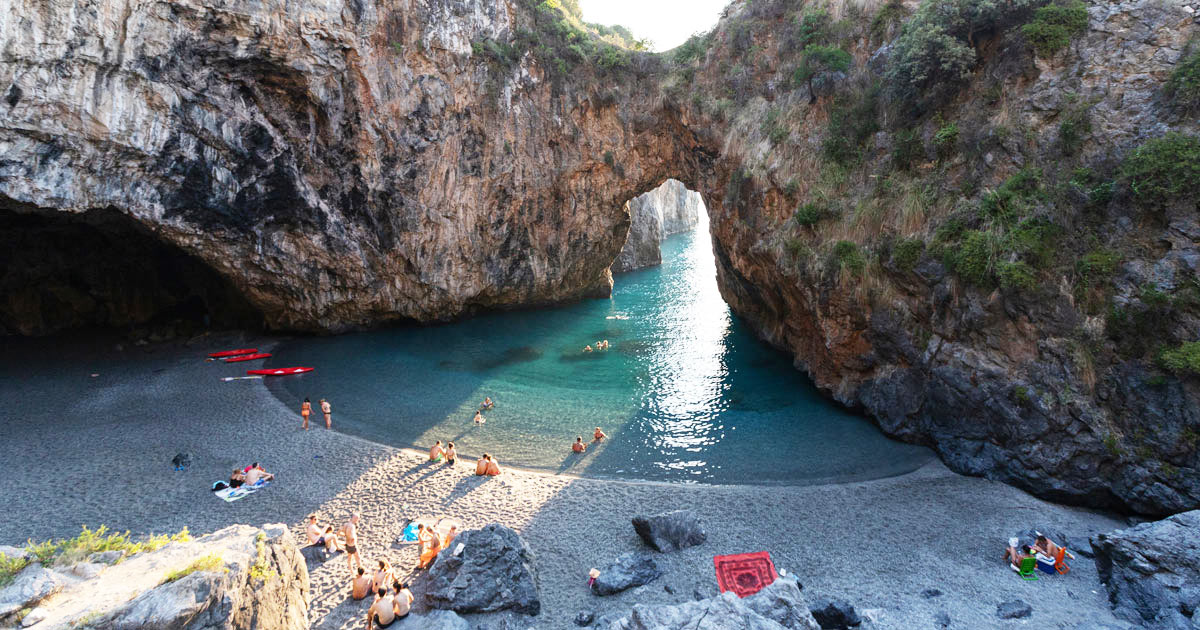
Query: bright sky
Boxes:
[{"xmin": 579, "ymin": 0, "xmax": 730, "ymax": 52}]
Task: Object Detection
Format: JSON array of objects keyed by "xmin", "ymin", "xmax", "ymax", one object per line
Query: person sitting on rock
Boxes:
[
  {"xmin": 367, "ymin": 587, "xmax": 396, "ymax": 629},
  {"xmin": 351, "ymin": 567, "xmax": 372, "ymax": 600},
  {"xmin": 1003, "ymin": 538, "xmax": 1036, "ymax": 571},
  {"xmin": 392, "ymin": 581, "xmax": 414, "ymax": 618},
  {"xmin": 429, "ymin": 440, "xmax": 445, "ymax": 462},
  {"xmin": 572, "ymin": 436, "xmax": 586, "ymax": 453}
]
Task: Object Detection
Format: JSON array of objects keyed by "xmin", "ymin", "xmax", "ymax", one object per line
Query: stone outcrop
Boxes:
[
  {"xmin": 0, "ymin": 523, "xmax": 307, "ymax": 630},
  {"xmin": 613, "ymin": 179, "xmax": 705, "ymax": 273},
  {"xmin": 591, "ymin": 552, "xmax": 662, "ymax": 596},
  {"xmin": 632, "ymin": 510, "xmax": 706, "ymax": 553},
  {"xmin": 605, "ymin": 577, "xmax": 820, "ymax": 630},
  {"xmin": 1092, "ymin": 510, "xmax": 1200, "ymax": 629},
  {"xmin": 422, "ymin": 524, "xmax": 540, "ymax": 616},
  {"xmin": 3, "ymin": 0, "xmax": 1199, "ymax": 514}
]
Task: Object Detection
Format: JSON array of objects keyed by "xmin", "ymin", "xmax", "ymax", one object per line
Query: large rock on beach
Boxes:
[
  {"xmin": 631, "ymin": 510, "xmax": 706, "ymax": 553},
  {"xmin": 423, "ymin": 524, "xmax": 540, "ymax": 616},
  {"xmin": 391, "ymin": 610, "xmax": 469, "ymax": 630},
  {"xmin": 1092, "ymin": 510, "xmax": 1200, "ymax": 629},
  {"xmin": 605, "ymin": 577, "xmax": 819, "ymax": 630},
  {"xmin": 0, "ymin": 524, "xmax": 308, "ymax": 630},
  {"xmin": 592, "ymin": 552, "xmax": 662, "ymax": 596},
  {"xmin": 0, "ymin": 566, "xmax": 67, "ymax": 617}
]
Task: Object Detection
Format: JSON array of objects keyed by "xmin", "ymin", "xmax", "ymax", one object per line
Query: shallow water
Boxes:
[{"xmin": 268, "ymin": 225, "xmax": 932, "ymax": 484}]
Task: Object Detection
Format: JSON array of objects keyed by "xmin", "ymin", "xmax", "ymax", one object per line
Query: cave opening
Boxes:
[{"xmin": 0, "ymin": 205, "xmax": 263, "ymax": 338}]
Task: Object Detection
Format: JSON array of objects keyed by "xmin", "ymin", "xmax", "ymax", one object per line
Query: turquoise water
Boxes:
[{"xmin": 268, "ymin": 225, "xmax": 932, "ymax": 484}]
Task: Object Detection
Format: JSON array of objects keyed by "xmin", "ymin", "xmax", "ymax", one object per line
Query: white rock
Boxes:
[{"xmin": 0, "ymin": 566, "xmax": 66, "ymax": 616}]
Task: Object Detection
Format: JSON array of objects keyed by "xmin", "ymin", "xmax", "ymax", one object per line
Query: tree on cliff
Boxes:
[{"xmin": 793, "ymin": 45, "xmax": 852, "ymax": 104}]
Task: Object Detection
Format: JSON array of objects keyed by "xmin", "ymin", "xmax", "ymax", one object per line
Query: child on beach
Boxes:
[
  {"xmin": 572, "ymin": 436, "xmax": 586, "ymax": 453},
  {"xmin": 301, "ymin": 398, "xmax": 312, "ymax": 430},
  {"xmin": 430, "ymin": 441, "xmax": 445, "ymax": 462},
  {"xmin": 320, "ymin": 398, "xmax": 332, "ymax": 429}
]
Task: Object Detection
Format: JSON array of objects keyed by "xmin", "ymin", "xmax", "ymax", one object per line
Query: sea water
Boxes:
[{"xmin": 269, "ymin": 224, "xmax": 932, "ymax": 484}]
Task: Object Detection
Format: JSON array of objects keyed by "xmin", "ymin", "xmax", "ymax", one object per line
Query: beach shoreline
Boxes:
[{"xmin": 0, "ymin": 332, "xmax": 1136, "ymax": 629}]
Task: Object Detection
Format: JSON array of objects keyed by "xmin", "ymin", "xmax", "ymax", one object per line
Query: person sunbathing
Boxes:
[
  {"xmin": 244, "ymin": 463, "xmax": 274, "ymax": 485},
  {"xmin": 307, "ymin": 514, "xmax": 340, "ymax": 552},
  {"xmin": 367, "ymin": 588, "xmax": 396, "ymax": 629},
  {"xmin": 351, "ymin": 567, "xmax": 371, "ymax": 600},
  {"xmin": 572, "ymin": 436, "xmax": 586, "ymax": 453},
  {"xmin": 1033, "ymin": 534, "xmax": 1074, "ymax": 561},
  {"xmin": 429, "ymin": 440, "xmax": 445, "ymax": 462},
  {"xmin": 229, "ymin": 468, "xmax": 247, "ymax": 488},
  {"xmin": 476, "ymin": 454, "xmax": 491, "ymax": 476}
]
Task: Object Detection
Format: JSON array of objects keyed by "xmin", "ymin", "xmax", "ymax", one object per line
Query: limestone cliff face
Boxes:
[
  {"xmin": 3, "ymin": 0, "xmax": 1199, "ymax": 514},
  {"xmin": 613, "ymin": 179, "xmax": 703, "ymax": 273},
  {"xmin": 0, "ymin": 0, "xmax": 705, "ymax": 332}
]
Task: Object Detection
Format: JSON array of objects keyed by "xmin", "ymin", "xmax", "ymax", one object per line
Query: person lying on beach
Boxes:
[
  {"xmin": 372, "ymin": 560, "xmax": 394, "ymax": 592},
  {"xmin": 229, "ymin": 468, "xmax": 247, "ymax": 489},
  {"xmin": 367, "ymin": 588, "xmax": 396, "ymax": 629},
  {"xmin": 583, "ymin": 345, "xmax": 593, "ymax": 353},
  {"xmin": 307, "ymin": 514, "xmax": 340, "ymax": 552},
  {"xmin": 572, "ymin": 436, "xmax": 586, "ymax": 453},
  {"xmin": 343, "ymin": 513, "xmax": 363, "ymax": 572},
  {"xmin": 473, "ymin": 410, "xmax": 485, "ymax": 425},
  {"xmin": 245, "ymin": 463, "xmax": 274, "ymax": 485},
  {"xmin": 351, "ymin": 567, "xmax": 371, "ymax": 600},
  {"xmin": 430, "ymin": 440, "xmax": 445, "ymax": 462},
  {"xmin": 392, "ymin": 581, "xmax": 414, "ymax": 618},
  {"xmin": 593, "ymin": 427, "xmax": 607, "ymax": 441},
  {"xmin": 445, "ymin": 442, "xmax": 457, "ymax": 465},
  {"xmin": 1003, "ymin": 538, "xmax": 1036, "ymax": 571},
  {"xmin": 481, "ymin": 397, "xmax": 494, "ymax": 410}
]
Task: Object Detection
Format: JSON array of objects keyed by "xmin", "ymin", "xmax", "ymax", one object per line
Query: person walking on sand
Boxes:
[
  {"xmin": 320, "ymin": 398, "xmax": 332, "ymax": 429},
  {"xmin": 429, "ymin": 440, "xmax": 445, "ymax": 462},
  {"xmin": 351, "ymin": 567, "xmax": 371, "ymax": 600},
  {"xmin": 593, "ymin": 427, "xmax": 607, "ymax": 441},
  {"xmin": 342, "ymin": 513, "xmax": 363, "ymax": 572},
  {"xmin": 445, "ymin": 442, "xmax": 457, "ymax": 465},
  {"xmin": 301, "ymin": 397, "xmax": 312, "ymax": 430},
  {"xmin": 572, "ymin": 436, "xmax": 586, "ymax": 453}
]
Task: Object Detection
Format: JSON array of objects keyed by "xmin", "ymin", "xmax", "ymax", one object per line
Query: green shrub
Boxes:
[
  {"xmin": 596, "ymin": 46, "xmax": 628, "ymax": 70},
  {"xmin": 1121, "ymin": 133, "xmax": 1200, "ymax": 206},
  {"xmin": 1012, "ymin": 385, "xmax": 1032, "ymax": 406},
  {"xmin": 1160, "ymin": 341, "xmax": 1200, "ymax": 375},
  {"xmin": 1165, "ymin": 45, "xmax": 1200, "ymax": 113},
  {"xmin": 1069, "ymin": 167, "xmax": 1114, "ymax": 207},
  {"xmin": 603, "ymin": 151, "xmax": 615, "ymax": 167},
  {"xmin": 1005, "ymin": 216, "xmax": 1060, "ymax": 269},
  {"xmin": 954, "ymin": 230, "xmax": 1001, "ymax": 286},
  {"xmin": 1058, "ymin": 99, "xmax": 1092, "ymax": 155},
  {"xmin": 980, "ymin": 168, "xmax": 1043, "ymax": 224},
  {"xmin": 793, "ymin": 45, "xmax": 852, "ymax": 103},
  {"xmin": 163, "ymin": 554, "xmax": 225, "ymax": 584},
  {"xmin": 833, "ymin": 241, "xmax": 866, "ymax": 276},
  {"xmin": 892, "ymin": 128, "xmax": 925, "ymax": 169},
  {"xmin": 791, "ymin": 8, "xmax": 832, "ymax": 51},
  {"xmin": 933, "ymin": 122, "xmax": 959, "ymax": 158},
  {"xmin": 997, "ymin": 260, "xmax": 1038, "ymax": 291},
  {"xmin": 794, "ymin": 202, "xmax": 829, "ymax": 226},
  {"xmin": 24, "ymin": 525, "xmax": 191, "ymax": 568},
  {"xmin": 785, "ymin": 238, "xmax": 811, "ymax": 260},
  {"xmin": 783, "ymin": 179, "xmax": 801, "ymax": 196},
  {"xmin": 893, "ymin": 238, "xmax": 925, "ymax": 272},
  {"xmin": 822, "ymin": 83, "xmax": 880, "ymax": 165},
  {"xmin": 672, "ymin": 32, "xmax": 709, "ymax": 64},
  {"xmin": 0, "ymin": 553, "xmax": 30, "ymax": 588},
  {"xmin": 1022, "ymin": 1, "xmax": 1089, "ymax": 57},
  {"xmin": 249, "ymin": 532, "xmax": 279, "ymax": 583},
  {"xmin": 1077, "ymin": 249, "xmax": 1120, "ymax": 288},
  {"xmin": 870, "ymin": 0, "xmax": 907, "ymax": 39}
]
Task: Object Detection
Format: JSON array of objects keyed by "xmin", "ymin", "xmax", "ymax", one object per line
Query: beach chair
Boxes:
[
  {"xmin": 1017, "ymin": 556, "xmax": 1038, "ymax": 580},
  {"xmin": 1054, "ymin": 547, "xmax": 1070, "ymax": 575}
]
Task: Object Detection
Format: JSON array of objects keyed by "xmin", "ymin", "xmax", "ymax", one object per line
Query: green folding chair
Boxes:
[{"xmin": 1016, "ymin": 556, "xmax": 1038, "ymax": 580}]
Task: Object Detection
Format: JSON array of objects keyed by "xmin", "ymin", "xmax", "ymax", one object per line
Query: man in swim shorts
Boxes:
[
  {"xmin": 342, "ymin": 513, "xmax": 363, "ymax": 573},
  {"xmin": 367, "ymin": 587, "xmax": 396, "ymax": 629},
  {"xmin": 320, "ymin": 398, "xmax": 332, "ymax": 429},
  {"xmin": 572, "ymin": 436, "xmax": 586, "ymax": 453},
  {"xmin": 429, "ymin": 440, "xmax": 444, "ymax": 462},
  {"xmin": 351, "ymin": 567, "xmax": 371, "ymax": 600}
]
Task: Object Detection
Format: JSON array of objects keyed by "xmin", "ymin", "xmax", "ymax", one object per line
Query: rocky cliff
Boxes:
[
  {"xmin": 613, "ymin": 179, "xmax": 704, "ymax": 272},
  {"xmin": 2, "ymin": 0, "xmax": 1198, "ymax": 514}
]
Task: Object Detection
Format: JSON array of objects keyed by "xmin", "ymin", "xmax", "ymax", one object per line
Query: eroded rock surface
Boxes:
[
  {"xmin": 631, "ymin": 510, "xmax": 706, "ymax": 553},
  {"xmin": 614, "ymin": 179, "xmax": 705, "ymax": 273},
  {"xmin": 422, "ymin": 523, "xmax": 540, "ymax": 616},
  {"xmin": 1092, "ymin": 510, "xmax": 1200, "ymax": 629},
  {"xmin": 605, "ymin": 577, "xmax": 820, "ymax": 630},
  {"xmin": 591, "ymin": 552, "xmax": 662, "ymax": 596}
]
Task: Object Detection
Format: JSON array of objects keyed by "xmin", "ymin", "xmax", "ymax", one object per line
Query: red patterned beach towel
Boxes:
[{"xmin": 713, "ymin": 551, "xmax": 777, "ymax": 598}]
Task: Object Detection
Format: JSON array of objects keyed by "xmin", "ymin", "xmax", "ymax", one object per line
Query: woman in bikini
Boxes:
[
  {"xmin": 301, "ymin": 397, "xmax": 312, "ymax": 430},
  {"xmin": 445, "ymin": 442, "xmax": 457, "ymax": 465}
]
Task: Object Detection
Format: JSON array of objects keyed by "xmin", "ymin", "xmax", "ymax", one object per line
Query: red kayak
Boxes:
[
  {"xmin": 246, "ymin": 367, "xmax": 314, "ymax": 376},
  {"xmin": 223, "ymin": 352, "xmax": 272, "ymax": 363},
  {"xmin": 208, "ymin": 348, "xmax": 258, "ymax": 358}
]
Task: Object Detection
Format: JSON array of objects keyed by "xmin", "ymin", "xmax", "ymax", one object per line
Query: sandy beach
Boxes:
[{"xmin": 0, "ymin": 333, "xmax": 1136, "ymax": 629}]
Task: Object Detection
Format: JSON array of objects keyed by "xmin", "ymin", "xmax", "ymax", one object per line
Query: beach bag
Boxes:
[{"xmin": 212, "ymin": 481, "xmax": 229, "ymax": 492}]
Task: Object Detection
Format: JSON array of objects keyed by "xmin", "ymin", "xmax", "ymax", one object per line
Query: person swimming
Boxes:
[
  {"xmin": 601, "ymin": 339, "xmax": 610, "ymax": 350},
  {"xmin": 583, "ymin": 345, "xmax": 593, "ymax": 353},
  {"xmin": 473, "ymin": 410, "xmax": 485, "ymax": 425},
  {"xmin": 480, "ymin": 397, "xmax": 494, "ymax": 410},
  {"xmin": 593, "ymin": 427, "xmax": 607, "ymax": 441},
  {"xmin": 572, "ymin": 436, "xmax": 586, "ymax": 453}
]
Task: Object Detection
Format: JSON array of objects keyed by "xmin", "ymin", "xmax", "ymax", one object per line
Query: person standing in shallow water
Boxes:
[
  {"xmin": 301, "ymin": 398, "xmax": 312, "ymax": 430},
  {"xmin": 320, "ymin": 398, "xmax": 332, "ymax": 429},
  {"xmin": 572, "ymin": 436, "xmax": 586, "ymax": 453}
]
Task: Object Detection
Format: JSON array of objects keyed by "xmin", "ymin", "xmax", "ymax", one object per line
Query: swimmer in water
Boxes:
[
  {"xmin": 572, "ymin": 436, "xmax": 586, "ymax": 453},
  {"xmin": 481, "ymin": 397, "xmax": 494, "ymax": 410},
  {"xmin": 583, "ymin": 345, "xmax": 593, "ymax": 353},
  {"xmin": 593, "ymin": 427, "xmax": 607, "ymax": 441},
  {"xmin": 473, "ymin": 410, "xmax": 485, "ymax": 425},
  {"xmin": 601, "ymin": 340, "xmax": 609, "ymax": 350}
]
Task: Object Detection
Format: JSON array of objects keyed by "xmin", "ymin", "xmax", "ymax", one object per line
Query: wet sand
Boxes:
[{"xmin": 0, "ymin": 333, "xmax": 1135, "ymax": 629}]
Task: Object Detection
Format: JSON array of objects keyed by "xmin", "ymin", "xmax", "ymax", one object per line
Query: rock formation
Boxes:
[
  {"xmin": 631, "ymin": 510, "xmax": 706, "ymax": 553},
  {"xmin": 613, "ymin": 179, "xmax": 704, "ymax": 273},
  {"xmin": 604, "ymin": 576, "xmax": 820, "ymax": 630},
  {"xmin": 0, "ymin": 524, "xmax": 308, "ymax": 630},
  {"xmin": 3, "ymin": 0, "xmax": 1199, "ymax": 514},
  {"xmin": 1092, "ymin": 510, "xmax": 1200, "ymax": 629},
  {"xmin": 421, "ymin": 523, "xmax": 540, "ymax": 616},
  {"xmin": 591, "ymin": 552, "xmax": 662, "ymax": 596}
]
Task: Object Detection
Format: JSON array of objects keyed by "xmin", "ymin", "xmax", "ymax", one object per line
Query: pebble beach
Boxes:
[{"xmin": 0, "ymin": 332, "xmax": 1137, "ymax": 629}]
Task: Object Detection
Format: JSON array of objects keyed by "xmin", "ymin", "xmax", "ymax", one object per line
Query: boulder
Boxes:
[
  {"xmin": 422, "ymin": 524, "xmax": 540, "ymax": 615},
  {"xmin": 605, "ymin": 577, "xmax": 819, "ymax": 630},
  {"xmin": 391, "ymin": 610, "xmax": 469, "ymax": 630},
  {"xmin": 0, "ymin": 565, "xmax": 67, "ymax": 616},
  {"xmin": 88, "ymin": 550, "xmax": 125, "ymax": 565},
  {"xmin": 592, "ymin": 552, "xmax": 662, "ymax": 596},
  {"xmin": 809, "ymin": 597, "xmax": 861, "ymax": 628},
  {"xmin": 631, "ymin": 510, "xmax": 706, "ymax": 553},
  {"xmin": 299, "ymin": 545, "xmax": 337, "ymax": 568},
  {"xmin": 69, "ymin": 562, "xmax": 104, "ymax": 579},
  {"xmin": 996, "ymin": 600, "xmax": 1032, "ymax": 620},
  {"xmin": 576, "ymin": 611, "xmax": 596, "ymax": 626},
  {"xmin": 1092, "ymin": 510, "xmax": 1200, "ymax": 630}
]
